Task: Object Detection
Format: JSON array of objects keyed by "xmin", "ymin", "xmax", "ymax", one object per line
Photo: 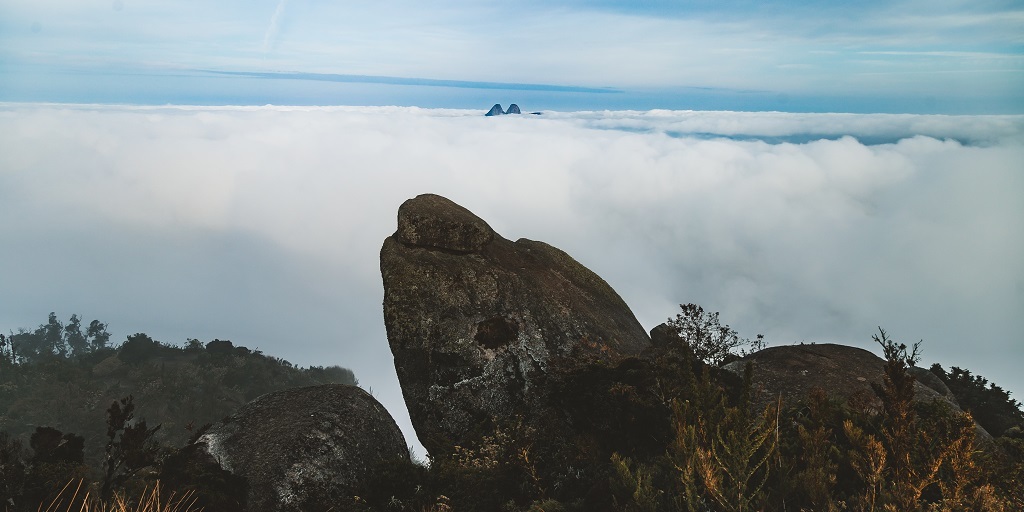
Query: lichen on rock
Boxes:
[
  {"xmin": 191, "ymin": 384, "xmax": 408, "ymax": 512},
  {"xmin": 380, "ymin": 193, "xmax": 651, "ymax": 461}
]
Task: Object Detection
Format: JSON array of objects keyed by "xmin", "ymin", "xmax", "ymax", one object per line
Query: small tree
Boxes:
[
  {"xmin": 666, "ymin": 303, "xmax": 764, "ymax": 366},
  {"xmin": 871, "ymin": 328, "xmax": 933, "ymax": 511},
  {"xmin": 0, "ymin": 432, "xmax": 27, "ymax": 508},
  {"xmin": 64, "ymin": 315, "xmax": 89, "ymax": 357},
  {"xmin": 0, "ymin": 333, "xmax": 15, "ymax": 366},
  {"xmin": 86, "ymin": 319, "xmax": 111, "ymax": 351},
  {"xmin": 101, "ymin": 395, "xmax": 162, "ymax": 501}
]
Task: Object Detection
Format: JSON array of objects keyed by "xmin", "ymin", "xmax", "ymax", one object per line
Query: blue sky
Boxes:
[{"xmin": 1, "ymin": 0, "xmax": 1022, "ymax": 112}]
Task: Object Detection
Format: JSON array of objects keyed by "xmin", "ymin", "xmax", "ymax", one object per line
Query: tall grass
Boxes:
[{"xmin": 38, "ymin": 480, "xmax": 200, "ymax": 512}]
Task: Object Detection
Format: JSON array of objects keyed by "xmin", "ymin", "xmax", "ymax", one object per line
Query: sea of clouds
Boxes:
[{"xmin": 1, "ymin": 104, "xmax": 1022, "ymax": 455}]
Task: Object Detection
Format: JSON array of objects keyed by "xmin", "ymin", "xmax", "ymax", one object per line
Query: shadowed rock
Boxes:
[
  {"xmin": 485, "ymin": 104, "xmax": 505, "ymax": 116},
  {"xmin": 724, "ymin": 344, "xmax": 952, "ymax": 410},
  {"xmin": 380, "ymin": 194, "xmax": 650, "ymax": 457},
  {"xmin": 723, "ymin": 343, "xmax": 992, "ymax": 441},
  {"xmin": 506, "ymin": 103, "xmax": 521, "ymax": 114},
  {"xmin": 193, "ymin": 384, "xmax": 408, "ymax": 512}
]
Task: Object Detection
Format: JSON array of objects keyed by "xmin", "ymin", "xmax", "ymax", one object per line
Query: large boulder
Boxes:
[
  {"xmin": 192, "ymin": 384, "xmax": 408, "ymax": 512},
  {"xmin": 380, "ymin": 194, "xmax": 651, "ymax": 457},
  {"xmin": 723, "ymin": 343, "xmax": 991, "ymax": 441},
  {"xmin": 724, "ymin": 344, "xmax": 953, "ymax": 411}
]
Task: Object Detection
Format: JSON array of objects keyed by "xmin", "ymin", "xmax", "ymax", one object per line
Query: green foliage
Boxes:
[
  {"xmin": 780, "ymin": 389, "xmax": 844, "ymax": 511},
  {"xmin": 929, "ymin": 363, "xmax": 1024, "ymax": 437},
  {"xmin": 5, "ymin": 310, "xmax": 1023, "ymax": 511},
  {"xmin": 6, "ymin": 313, "xmax": 110, "ymax": 364},
  {"xmin": 1, "ymin": 314, "xmax": 358, "ymax": 472},
  {"xmin": 159, "ymin": 439, "xmax": 249, "ymax": 512},
  {"xmin": 30, "ymin": 427, "xmax": 85, "ymax": 465},
  {"xmin": 100, "ymin": 396, "xmax": 162, "ymax": 501},
  {"xmin": 666, "ymin": 303, "xmax": 765, "ymax": 366},
  {"xmin": 117, "ymin": 334, "xmax": 168, "ymax": 364},
  {"xmin": 872, "ymin": 327, "xmax": 934, "ymax": 510},
  {"xmin": 610, "ymin": 453, "xmax": 662, "ymax": 512},
  {"xmin": 662, "ymin": 365, "xmax": 777, "ymax": 512},
  {"xmin": 15, "ymin": 427, "xmax": 92, "ymax": 512},
  {"xmin": 0, "ymin": 431, "xmax": 27, "ymax": 508}
]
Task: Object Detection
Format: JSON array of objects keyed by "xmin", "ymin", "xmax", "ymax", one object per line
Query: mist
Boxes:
[{"xmin": 1, "ymin": 104, "xmax": 1021, "ymax": 454}]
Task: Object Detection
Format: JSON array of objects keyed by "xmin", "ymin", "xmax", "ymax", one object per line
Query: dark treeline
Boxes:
[{"xmin": 0, "ymin": 312, "xmax": 357, "ymax": 511}]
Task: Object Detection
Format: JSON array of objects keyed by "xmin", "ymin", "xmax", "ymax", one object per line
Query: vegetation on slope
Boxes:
[
  {"xmin": 0, "ymin": 313, "xmax": 356, "ymax": 511},
  {"xmin": 2, "ymin": 309, "xmax": 1023, "ymax": 511},
  {"xmin": 345, "ymin": 307, "xmax": 1024, "ymax": 512}
]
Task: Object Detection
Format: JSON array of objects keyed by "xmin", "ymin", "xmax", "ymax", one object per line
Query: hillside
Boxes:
[
  {"xmin": 3, "ymin": 305, "xmax": 1023, "ymax": 511},
  {"xmin": 0, "ymin": 313, "xmax": 357, "ymax": 469}
]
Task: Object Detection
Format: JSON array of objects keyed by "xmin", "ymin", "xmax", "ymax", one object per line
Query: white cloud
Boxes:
[
  {"xmin": 1, "ymin": 104, "xmax": 1022, "ymax": 455},
  {"xmin": 2, "ymin": 0, "xmax": 1020, "ymax": 103},
  {"xmin": 262, "ymin": 0, "xmax": 289, "ymax": 54}
]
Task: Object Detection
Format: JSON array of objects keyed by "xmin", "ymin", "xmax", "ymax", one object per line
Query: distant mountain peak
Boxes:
[{"xmin": 485, "ymin": 104, "xmax": 505, "ymax": 116}]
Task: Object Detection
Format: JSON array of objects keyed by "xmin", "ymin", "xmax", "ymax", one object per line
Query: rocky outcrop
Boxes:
[
  {"xmin": 380, "ymin": 194, "xmax": 650, "ymax": 457},
  {"xmin": 506, "ymin": 103, "xmax": 521, "ymax": 114},
  {"xmin": 485, "ymin": 104, "xmax": 505, "ymax": 116},
  {"xmin": 723, "ymin": 344, "xmax": 991, "ymax": 440},
  {"xmin": 724, "ymin": 344, "xmax": 946, "ymax": 410},
  {"xmin": 192, "ymin": 384, "xmax": 408, "ymax": 512}
]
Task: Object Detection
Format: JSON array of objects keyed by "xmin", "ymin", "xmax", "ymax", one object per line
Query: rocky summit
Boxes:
[
  {"xmin": 485, "ymin": 103, "xmax": 505, "ymax": 116},
  {"xmin": 725, "ymin": 344, "xmax": 946, "ymax": 410},
  {"xmin": 192, "ymin": 384, "xmax": 408, "ymax": 512},
  {"xmin": 723, "ymin": 343, "xmax": 991, "ymax": 441},
  {"xmin": 506, "ymin": 103, "xmax": 522, "ymax": 114},
  {"xmin": 380, "ymin": 194, "xmax": 651, "ymax": 456}
]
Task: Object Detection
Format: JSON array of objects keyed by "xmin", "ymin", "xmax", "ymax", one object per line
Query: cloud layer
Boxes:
[{"xmin": 1, "ymin": 104, "xmax": 1022, "ymax": 454}]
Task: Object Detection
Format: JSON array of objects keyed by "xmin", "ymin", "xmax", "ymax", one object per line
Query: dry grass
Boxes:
[{"xmin": 38, "ymin": 480, "xmax": 200, "ymax": 512}]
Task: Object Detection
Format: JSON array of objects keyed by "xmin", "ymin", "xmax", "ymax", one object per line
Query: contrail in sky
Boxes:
[{"xmin": 262, "ymin": 0, "xmax": 289, "ymax": 53}]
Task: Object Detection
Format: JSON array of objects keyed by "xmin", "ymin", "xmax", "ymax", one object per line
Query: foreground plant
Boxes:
[{"xmin": 39, "ymin": 479, "xmax": 199, "ymax": 512}]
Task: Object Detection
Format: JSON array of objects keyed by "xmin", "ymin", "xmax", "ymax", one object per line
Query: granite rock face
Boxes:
[
  {"xmin": 723, "ymin": 343, "xmax": 991, "ymax": 440},
  {"xmin": 485, "ymin": 104, "xmax": 505, "ymax": 116},
  {"xmin": 193, "ymin": 384, "xmax": 408, "ymax": 512},
  {"xmin": 724, "ymin": 344, "xmax": 951, "ymax": 410},
  {"xmin": 380, "ymin": 194, "xmax": 650, "ymax": 456}
]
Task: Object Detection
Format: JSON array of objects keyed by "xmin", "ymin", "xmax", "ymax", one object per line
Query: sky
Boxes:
[
  {"xmin": 1, "ymin": 104, "xmax": 1022, "ymax": 457},
  {"xmin": 0, "ymin": 0, "xmax": 1022, "ymax": 456},
  {"xmin": 0, "ymin": 0, "xmax": 1022, "ymax": 112}
]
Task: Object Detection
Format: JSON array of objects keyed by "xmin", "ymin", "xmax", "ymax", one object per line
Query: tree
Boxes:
[
  {"xmin": 64, "ymin": 315, "xmax": 88, "ymax": 357},
  {"xmin": 6, "ymin": 313, "xmax": 111, "ymax": 363},
  {"xmin": 101, "ymin": 395, "xmax": 162, "ymax": 501},
  {"xmin": 29, "ymin": 427, "xmax": 85, "ymax": 465},
  {"xmin": 0, "ymin": 432, "xmax": 27, "ymax": 508},
  {"xmin": 205, "ymin": 339, "xmax": 234, "ymax": 357},
  {"xmin": 871, "ymin": 327, "xmax": 929, "ymax": 510},
  {"xmin": 41, "ymin": 313, "xmax": 65, "ymax": 358},
  {"xmin": 0, "ymin": 333, "xmax": 15, "ymax": 366},
  {"xmin": 929, "ymin": 363, "xmax": 1024, "ymax": 437},
  {"xmin": 666, "ymin": 303, "xmax": 764, "ymax": 366},
  {"xmin": 118, "ymin": 333, "xmax": 163, "ymax": 363},
  {"xmin": 86, "ymin": 319, "xmax": 111, "ymax": 351}
]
